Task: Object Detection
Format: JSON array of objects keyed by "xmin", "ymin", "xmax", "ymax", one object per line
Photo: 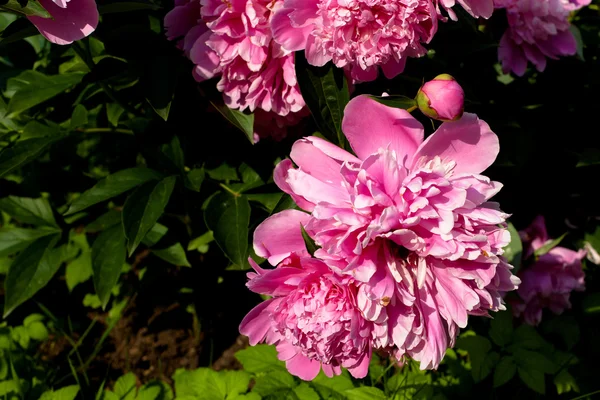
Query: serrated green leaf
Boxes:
[
  {"xmin": 252, "ymin": 370, "xmax": 296, "ymax": 397},
  {"xmin": 91, "ymin": 224, "xmax": 126, "ymax": 309},
  {"xmin": 295, "ymin": 53, "xmax": 349, "ymax": 147},
  {"xmin": 122, "ymin": 176, "xmax": 176, "ymax": 256},
  {"xmin": 66, "ymin": 168, "xmax": 163, "ymax": 215},
  {"xmin": 0, "ymin": 137, "xmax": 57, "ymax": 178},
  {"xmin": 205, "ymin": 192, "xmax": 250, "ymax": 269},
  {"xmin": 493, "ymin": 356, "xmax": 516, "ymax": 387},
  {"xmin": 3, "ymin": 234, "xmax": 61, "ymax": 317}
]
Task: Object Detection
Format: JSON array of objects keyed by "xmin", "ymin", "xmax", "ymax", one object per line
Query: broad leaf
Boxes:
[
  {"xmin": 493, "ymin": 356, "xmax": 516, "ymax": 387},
  {"xmin": 503, "ymin": 222, "xmax": 522, "ymax": 272},
  {"xmin": 295, "ymin": 52, "xmax": 349, "ymax": 147},
  {"xmin": 370, "ymin": 95, "xmax": 417, "ymax": 110},
  {"xmin": 3, "ymin": 234, "xmax": 61, "ymax": 317},
  {"xmin": 66, "ymin": 168, "xmax": 163, "ymax": 215},
  {"xmin": 0, "ymin": 196, "xmax": 58, "ymax": 227},
  {"xmin": 0, "ymin": 137, "xmax": 58, "ymax": 178},
  {"xmin": 91, "ymin": 224, "xmax": 127, "ymax": 309},
  {"xmin": 204, "ymin": 192, "xmax": 250, "ymax": 269},
  {"xmin": 518, "ymin": 367, "xmax": 545, "ymax": 394},
  {"xmin": 152, "ymin": 244, "xmax": 191, "ymax": 267},
  {"xmin": 235, "ymin": 344, "xmax": 287, "ymax": 374},
  {"xmin": 122, "ymin": 176, "xmax": 176, "ymax": 256},
  {"xmin": 211, "ymin": 102, "xmax": 254, "ymax": 143},
  {"xmin": 0, "ymin": 0, "xmax": 51, "ymax": 17},
  {"xmin": 489, "ymin": 309, "xmax": 513, "ymax": 347},
  {"xmin": 345, "ymin": 387, "xmax": 387, "ymax": 400},
  {"xmin": 0, "ymin": 227, "xmax": 60, "ymax": 257},
  {"xmin": 114, "ymin": 372, "xmax": 137, "ymax": 400}
]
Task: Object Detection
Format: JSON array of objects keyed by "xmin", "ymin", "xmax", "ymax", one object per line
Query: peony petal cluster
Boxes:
[
  {"xmin": 435, "ymin": 0, "xmax": 494, "ymax": 20},
  {"xmin": 495, "ymin": 0, "xmax": 591, "ymax": 76},
  {"xmin": 164, "ymin": 0, "xmax": 305, "ymax": 117},
  {"xmin": 241, "ymin": 94, "xmax": 520, "ymax": 380},
  {"xmin": 27, "ymin": 0, "xmax": 98, "ymax": 45},
  {"xmin": 511, "ymin": 216, "xmax": 586, "ymax": 326}
]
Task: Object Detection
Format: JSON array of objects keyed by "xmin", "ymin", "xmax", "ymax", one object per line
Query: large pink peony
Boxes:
[
  {"xmin": 164, "ymin": 0, "xmax": 305, "ymax": 117},
  {"xmin": 272, "ymin": 95, "xmax": 520, "ymax": 369},
  {"xmin": 27, "ymin": 0, "xmax": 98, "ymax": 45},
  {"xmin": 495, "ymin": 0, "xmax": 591, "ymax": 76},
  {"xmin": 271, "ymin": 0, "xmax": 438, "ymax": 82},
  {"xmin": 512, "ymin": 216, "xmax": 586, "ymax": 325},
  {"xmin": 240, "ymin": 210, "xmax": 376, "ymax": 380}
]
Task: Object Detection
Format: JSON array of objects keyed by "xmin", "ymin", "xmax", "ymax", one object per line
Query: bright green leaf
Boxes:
[
  {"xmin": 91, "ymin": 224, "xmax": 127, "ymax": 309},
  {"xmin": 26, "ymin": 321, "xmax": 48, "ymax": 341},
  {"xmin": 345, "ymin": 387, "xmax": 387, "ymax": 400},
  {"xmin": 66, "ymin": 168, "xmax": 163, "ymax": 215},
  {"xmin": 70, "ymin": 104, "xmax": 88, "ymax": 129},
  {"xmin": 252, "ymin": 370, "xmax": 296, "ymax": 397},
  {"xmin": 534, "ymin": 232, "xmax": 567, "ymax": 258},
  {"xmin": 554, "ymin": 369, "xmax": 579, "ymax": 395},
  {"xmin": 65, "ymin": 250, "xmax": 93, "ymax": 292},
  {"xmin": 293, "ymin": 383, "xmax": 320, "ymax": 400},
  {"xmin": 114, "ymin": 372, "xmax": 137, "ymax": 400},
  {"xmin": 235, "ymin": 344, "xmax": 287, "ymax": 374}
]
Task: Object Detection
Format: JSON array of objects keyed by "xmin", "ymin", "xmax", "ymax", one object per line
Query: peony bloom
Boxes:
[
  {"xmin": 512, "ymin": 216, "xmax": 586, "ymax": 325},
  {"xmin": 27, "ymin": 0, "xmax": 98, "ymax": 45},
  {"xmin": 273, "ymin": 95, "xmax": 520, "ymax": 369},
  {"xmin": 495, "ymin": 0, "xmax": 591, "ymax": 76},
  {"xmin": 435, "ymin": 0, "xmax": 494, "ymax": 20},
  {"xmin": 271, "ymin": 0, "xmax": 438, "ymax": 82},
  {"xmin": 240, "ymin": 210, "xmax": 376, "ymax": 380},
  {"xmin": 416, "ymin": 74, "xmax": 465, "ymax": 121},
  {"xmin": 164, "ymin": 0, "xmax": 305, "ymax": 117}
]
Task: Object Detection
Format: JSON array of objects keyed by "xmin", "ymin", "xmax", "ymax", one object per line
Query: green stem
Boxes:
[
  {"xmin": 219, "ymin": 183, "xmax": 240, "ymax": 197},
  {"xmin": 570, "ymin": 389, "xmax": 600, "ymax": 400},
  {"xmin": 79, "ymin": 128, "xmax": 134, "ymax": 135}
]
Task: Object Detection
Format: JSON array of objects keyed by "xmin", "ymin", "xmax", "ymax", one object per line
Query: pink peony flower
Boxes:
[
  {"xmin": 273, "ymin": 95, "xmax": 520, "ymax": 369},
  {"xmin": 495, "ymin": 0, "xmax": 591, "ymax": 76},
  {"xmin": 416, "ymin": 73, "xmax": 465, "ymax": 121},
  {"xmin": 164, "ymin": 0, "xmax": 305, "ymax": 117},
  {"xmin": 240, "ymin": 210, "xmax": 375, "ymax": 380},
  {"xmin": 435, "ymin": 0, "xmax": 494, "ymax": 20},
  {"xmin": 271, "ymin": 0, "xmax": 438, "ymax": 82},
  {"xmin": 512, "ymin": 216, "xmax": 586, "ymax": 325},
  {"xmin": 27, "ymin": 0, "xmax": 98, "ymax": 45}
]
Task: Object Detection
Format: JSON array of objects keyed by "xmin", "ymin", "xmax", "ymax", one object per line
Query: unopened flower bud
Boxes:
[{"xmin": 416, "ymin": 74, "xmax": 465, "ymax": 122}]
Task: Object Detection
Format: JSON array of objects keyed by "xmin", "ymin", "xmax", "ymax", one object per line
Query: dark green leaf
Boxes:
[
  {"xmin": 204, "ymin": 192, "xmax": 250, "ymax": 269},
  {"xmin": 106, "ymin": 103, "xmax": 125, "ymax": 127},
  {"xmin": 270, "ymin": 194, "xmax": 297, "ymax": 215},
  {"xmin": 493, "ymin": 356, "xmax": 516, "ymax": 387},
  {"xmin": 252, "ymin": 370, "xmax": 296, "ymax": 397},
  {"xmin": 489, "ymin": 309, "xmax": 513, "ymax": 347},
  {"xmin": 85, "ymin": 210, "xmax": 122, "ymax": 233},
  {"xmin": 0, "ymin": 196, "xmax": 58, "ymax": 227},
  {"xmin": 185, "ymin": 168, "xmax": 204, "ymax": 192},
  {"xmin": 142, "ymin": 223, "xmax": 168, "ymax": 248},
  {"xmin": 6, "ymin": 71, "xmax": 85, "ymax": 116},
  {"xmin": 144, "ymin": 56, "xmax": 177, "ymax": 121},
  {"xmin": 518, "ymin": 367, "xmax": 545, "ymax": 394},
  {"xmin": 534, "ymin": 232, "xmax": 567, "ymax": 257},
  {"xmin": 21, "ymin": 120, "xmax": 61, "ymax": 139},
  {"xmin": 345, "ymin": 387, "xmax": 387, "ymax": 400},
  {"xmin": 583, "ymin": 292, "xmax": 600, "ymax": 314},
  {"xmin": 0, "ymin": 0, "xmax": 50, "ymax": 17},
  {"xmin": 457, "ymin": 335, "xmax": 495, "ymax": 382},
  {"xmin": 3, "ymin": 234, "xmax": 61, "ymax": 317},
  {"xmin": 295, "ymin": 52, "xmax": 349, "ymax": 147},
  {"xmin": 504, "ymin": 222, "xmax": 522, "ymax": 272},
  {"xmin": 508, "ymin": 325, "xmax": 547, "ymax": 351},
  {"xmin": 152, "ymin": 243, "xmax": 190, "ymax": 267},
  {"xmin": 300, "ymin": 224, "xmax": 318, "ymax": 257},
  {"xmin": 70, "ymin": 104, "xmax": 88, "ymax": 129},
  {"xmin": 91, "ymin": 224, "xmax": 127, "ymax": 309},
  {"xmin": 65, "ymin": 168, "xmax": 163, "ymax": 215},
  {"xmin": 159, "ymin": 136, "xmax": 185, "ymax": 173},
  {"xmin": 370, "ymin": 95, "xmax": 417, "ymax": 110},
  {"xmin": 311, "ymin": 372, "xmax": 354, "ymax": 400},
  {"xmin": 211, "ymin": 102, "xmax": 255, "ymax": 143},
  {"xmin": 246, "ymin": 193, "xmax": 283, "ymax": 213},
  {"xmin": 514, "ymin": 350, "xmax": 558, "ymax": 374},
  {"xmin": 122, "ymin": 176, "xmax": 176, "ymax": 256},
  {"xmin": 0, "ymin": 137, "xmax": 58, "ymax": 178},
  {"xmin": 0, "ymin": 17, "xmax": 39, "ymax": 46},
  {"xmin": 0, "ymin": 227, "xmax": 60, "ymax": 257},
  {"xmin": 570, "ymin": 25, "xmax": 584, "ymax": 61}
]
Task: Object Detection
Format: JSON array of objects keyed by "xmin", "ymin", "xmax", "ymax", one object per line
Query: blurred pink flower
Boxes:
[
  {"xmin": 271, "ymin": 0, "xmax": 438, "ymax": 82},
  {"xmin": 435, "ymin": 0, "xmax": 494, "ymax": 20},
  {"xmin": 513, "ymin": 216, "xmax": 586, "ymax": 325},
  {"xmin": 495, "ymin": 0, "xmax": 591, "ymax": 76},
  {"xmin": 164, "ymin": 0, "xmax": 305, "ymax": 117},
  {"xmin": 273, "ymin": 95, "xmax": 520, "ymax": 369},
  {"xmin": 240, "ymin": 210, "xmax": 375, "ymax": 380},
  {"xmin": 27, "ymin": 0, "xmax": 98, "ymax": 45}
]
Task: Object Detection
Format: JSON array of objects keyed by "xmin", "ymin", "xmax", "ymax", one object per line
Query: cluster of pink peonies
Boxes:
[
  {"xmin": 495, "ymin": 0, "xmax": 591, "ymax": 76},
  {"xmin": 240, "ymin": 93, "xmax": 521, "ymax": 380},
  {"xmin": 511, "ymin": 216, "xmax": 586, "ymax": 326},
  {"xmin": 27, "ymin": 0, "xmax": 98, "ymax": 45}
]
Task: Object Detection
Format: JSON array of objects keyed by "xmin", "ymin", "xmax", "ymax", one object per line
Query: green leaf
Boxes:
[
  {"xmin": 295, "ymin": 53, "xmax": 349, "ymax": 147},
  {"xmin": 91, "ymin": 224, "xmax": 127, "ymax": 309},
  {"xmin": 513, "ymin": 350, "xmax": 558, "ymax": 374},
  {"xmin": 66, "ymin": 168, "xmax": 163, "ymax": 215},
  {"xmin": 106, "ymin": 103, "xmax": 125, "ymax": 127},
  {"xmin": 0, "ymin": 227, "xmax": 60, "ymax": 257},
  {"xmin": 114, "ymin": 372, "xmax": 137, "ymax": 400},
  {"xmin": 173, "ymin": 368, "xmax": 249, "ymax": 400},
  {"xmin": 21, "ymin": 120, "xmax": 61, "ymax": 139},
  {"xmin": 122, "ymin": 176, "xmax": 176, "ymax": 256},
  {"xmin": 311, "ymin": 372, "xmax": 354, "ymax": 400},
  {"xmin": 509, "ymin": 325, "xmax": 547, "ymax": 351},
  {"xmin": 188, "ymin": 231, "xmax": 214, "ymax": 253},
  {"xmin": 518, "ymin": 367, "xmax": 545, "ymax": 394},
  {"xmin": 137, "ymin": 381, "xmax": 173, "ymax": 400},
  {"xmin": 6, "ymin": 71, "xmax": 85, "ymax": 116},
  {"xmin": 205, "ymin": 192, "xmax": 250, "ymax": 269},
  {"xmin": 211, "ymin": 102, "xmax": 255, "ymax": 143},
  {"xmin": 26, "ymin": 320, "xmax": 48, "ymax": 341},
  {"xmin": 493, "ymin": 356, "xmax": 516, "ymax": 387},
  {"xmin": 0, "ymin": 17, "xmax": 39, "ymax": 46},
  {"xmin": 271, "ymin": 194, "xmax": 297, "ymax": 215},
  {"xmin": 142, "ymin": 223, "xmax": 169, "ymax": 248},
  {"xmin": 504, "ymin": 222, "xmax": 522, "ymax": 272},
  {"xmin": 247, "ymin": 193, "xmax": 284, "ymax": 213},
  {"xmin": 152, "ymin": 243, "xmax": 191, "ymax": 267},
  {"xmin": 345, "ymin": 387, "xmax": 387, "ymax": 400},
  {"xmin": 39, "ymin": 385, "xmax": 80, "ymax": 400},
  {"xmin": 489, "ymin": 309, "xmax": 513, "ymax": 347},
  {"xmin": 144, "ymin": 55, "xmax": 177, "ymax": 121},
  {"xmin": 235, "ymin": 344, "xmax": 287, "ymax": 374},
  {"xmin": 534, "ymin": 232, "xmax": 567, "ymax": 257},
  {"xmin": 3, "ymin": 234, "xmax": 61, "ymax": 317},
  {"xmin": 293, "ymin": 383, "xmax": 320, "ymax": 400},
  {"xmin": 85, "ymin": 210, "xmax": 122, "ymax": 233},
  {"xmin": 0, "ymin": 196, "xmax": 58, "ymax": 227},
  {"xmin": 457, "ymin": 335, "xmax": 497, "ymax": 382},
  {"xmin": 300, "ymin": 224, "xmax": 318, "ymax": 257},
  {"xmin": 0, "ymin": 0, "xmax": 51, "ymax": 17},
  {"xmin": 570, "ymin": 25, "xmax": 584, "ymax": 61},
  {"xmin": 252, "ymin": 370, "xmax": 296, "ymax": 397},
  {"xmin": 582, "ymin": 292, "xmax": 600, "ymax": 314},
  {"xmin": 65, "ymin": 249, "xmax": 93, "ymax": 292},
  {"xmin": 159, "ymin": 136, "xmax": 185, "ymax": 173},
  {"xmin": 70, "ymin": 104, "xmax": 88, "ymax": 129},
  {"xmin": 185, "ymin": 168, "xmax": 205, "ymax": 192},
  {"xmin": 554, "ymin": 369, "xmax": 579, "ymax": 395},
  {"xmin": 370, "ymin": 95, "xmax": 417, "ymax": 110},
  {"xmin": 0, "ymin": 137, "xmax": 58, "ymax": 178}
]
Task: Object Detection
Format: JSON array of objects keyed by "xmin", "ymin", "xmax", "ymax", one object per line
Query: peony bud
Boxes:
[{"xmin": 416, "ymin": 74, "xmax": 465, "ymax": 122}]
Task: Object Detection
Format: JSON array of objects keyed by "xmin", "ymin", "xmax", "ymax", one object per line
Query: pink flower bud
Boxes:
[{"xmin": 416, "ymin": 74, "xmax": 465, "ymax": 122}]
